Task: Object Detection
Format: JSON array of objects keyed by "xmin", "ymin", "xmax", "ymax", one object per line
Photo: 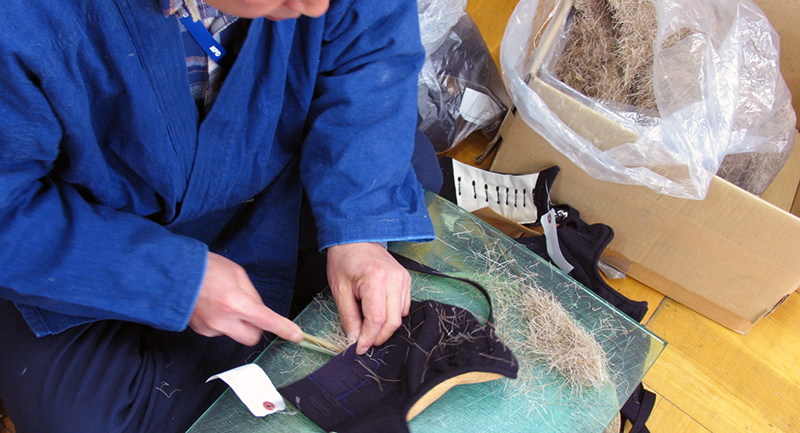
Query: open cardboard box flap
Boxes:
[{"xmin": 491, "ymin": 107, "xmax": 800, "ymax": 333}]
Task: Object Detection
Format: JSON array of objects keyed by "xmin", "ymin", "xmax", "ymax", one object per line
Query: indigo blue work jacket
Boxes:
[{"xmin": 0, "ymin": 0, "xmax": 435, "ymax": 337}]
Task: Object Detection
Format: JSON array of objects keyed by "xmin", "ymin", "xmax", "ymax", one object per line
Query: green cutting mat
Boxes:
[{"xmin": 187, "ymin": 192, "xmax": 665, "ymax": 433}]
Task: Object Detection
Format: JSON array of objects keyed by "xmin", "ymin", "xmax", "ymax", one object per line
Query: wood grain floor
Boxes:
[{"xmin": 612, "ymin": 277, "xmax": 800, "ymax": 433}]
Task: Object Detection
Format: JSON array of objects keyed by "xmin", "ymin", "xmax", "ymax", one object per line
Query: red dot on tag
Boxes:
[{"xmin": 263, "ymin": 401, "xmax": 275, "ymax": 410}]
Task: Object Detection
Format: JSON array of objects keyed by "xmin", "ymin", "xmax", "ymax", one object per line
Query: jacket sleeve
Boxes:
[
  {"xmin": 299, "ymin": 0, "xmax": 436, "ymax": 250},
  {"xmin": 0, "ymin": 54, "xmax": 207, "ymax": 335}
]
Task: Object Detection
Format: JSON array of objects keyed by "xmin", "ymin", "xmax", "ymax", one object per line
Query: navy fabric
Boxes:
[
  {"xmin": 279, "ymin": 300, "xmax": 518, "ymax": 433},
  {"xmin": 412, "ymin": 129, "xmax": 444, "ymax": 193},
  {"xmin": 515, "ymin": 206, "xmax": 649, "ymax": 323},
  {"xmin": 512, "ymin": 207, "xmax": 655, "ymax": 432},
  {"xmin": 0, "ymin": 0, "xmax": 434, "ymax": 337},
  {"xmin": 438, "ymin": 157, "xmax": 647, "ymax": 321},
  {"xmin": 620, "ymin": 383, "xmax": 656, "ymax": 433},
  {"xmin": 0, "ymin": 298, "xmax": 259, "ymax": 433}
]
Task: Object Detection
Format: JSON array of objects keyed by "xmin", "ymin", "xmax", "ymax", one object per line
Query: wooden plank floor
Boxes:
[{"xmin": 612, "ymin": 278, "xmax": 800, "ymax": 433}]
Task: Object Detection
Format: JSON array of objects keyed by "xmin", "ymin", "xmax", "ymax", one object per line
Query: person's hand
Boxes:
[
  {"xmin": 189, "ymin": 252, "xmax": 302, "ymax": 346},
  {"xmin": 326, "ymin": 242, "xmax": 411, "ymax": 355}
]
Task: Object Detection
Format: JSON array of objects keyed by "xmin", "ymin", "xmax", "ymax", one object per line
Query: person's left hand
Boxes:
[{"xmin": 326, "ymin": 242, "xmax": 411, "ymax": 355}]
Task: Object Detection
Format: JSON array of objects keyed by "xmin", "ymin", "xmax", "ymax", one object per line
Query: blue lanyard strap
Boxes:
[{"xmin": 179, "ymin": 15, "xmax": 227, "ymax": 62}]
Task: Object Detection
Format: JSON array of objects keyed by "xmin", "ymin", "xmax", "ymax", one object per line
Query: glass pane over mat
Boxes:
[{"xmin": 187, "ymin": 192, "xmax": 666, "ymax": 433}]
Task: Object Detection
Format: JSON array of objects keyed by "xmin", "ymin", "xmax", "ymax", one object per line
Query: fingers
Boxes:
[
  {"xmin": 327, "ymin": 243, "xmax": 412, "ymax": 355},
  {"xmin": 331, "ymin": 281, "xmax": 363, "ymax": 346},
  {"xmin": 188, "ymin": 302, "xmax": 265, "ymax": 347},
  {"xmin": 357, "ymin": 283, "xmax": 404, "ymax": 355},
  {"xmin": 215, "ymin": 319, "xmax": 264, "ymax": 347},
  {"xmin": 241, "ymin": 301, "xmax": 303, "ymax": 343},
  {"xmin": 373, "ymin": 267, "xmax": 410, "ymax": 346},
  {"xmin": 190, "ymin": 252, "xmax": 302, "ymax": 346},
  {"xmin": 191, "ymin": 298, "xmax": 300, "ymax": 346}
]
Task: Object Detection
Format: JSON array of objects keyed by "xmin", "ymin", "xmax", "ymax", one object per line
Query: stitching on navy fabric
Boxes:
[
  {"xmin": 307, "ymin": 375, "xmax": 357, "ymax": 418},
  {"xmin": 337, "ymin": 348, "xmax": 388, "ymax": 401}
]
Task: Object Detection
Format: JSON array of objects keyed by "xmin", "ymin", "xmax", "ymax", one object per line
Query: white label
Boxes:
[
  {"xmin": 459, "ymin": 88, "xmax": 503, "ymax": 127},
  {"xmin": 451, "ymin": 158, "xmax": 542, "ymax": 224},
  {"xmin": 207, "ymin": 364, "xmax": 286, "ymax": 417}
]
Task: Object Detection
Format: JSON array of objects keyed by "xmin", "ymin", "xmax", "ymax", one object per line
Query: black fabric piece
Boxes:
[
  {"xmin": 389, "ymin": 251, "xmax": 498, "ymax": 322},
  {"xmin": 512, "ymin": 207, "xmax": 654, "ymax": 432},
  {"xmin": 620, "ymin": 383, "xmax": 656, "ymax": 433},
  {"xmin": 516, "ymin": 206, "xmax": 649, "ymax": 323},
  {"xmin": 437, "ymin": 156, "xmax": 560, "ymax": 221},
  {"xmin": 280, "ymin": 254, "xmax": 518, "ymax": 433},
  {"xmin": 279, "ymin": 300, "xmax": 517, "ymax": 433},
  {"xmin": 412, "ymin": 129, "xmax": 443, "ymax": 194},
  {"xmin": 437, "ymin": 162, "xmax": 645, "ymax": 321},
  {"xmin": 437, "ymin": 156, "xmax": 457, "ymax": 203},
  {"xmin": 533, "ymin": 166, "xmax": 560, "ymax": 218}
]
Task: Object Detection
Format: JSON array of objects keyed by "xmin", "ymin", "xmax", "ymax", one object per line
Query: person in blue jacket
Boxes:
[{"xmin": 0, "ymin": 0, "xmax": 437, "ymax": 431}]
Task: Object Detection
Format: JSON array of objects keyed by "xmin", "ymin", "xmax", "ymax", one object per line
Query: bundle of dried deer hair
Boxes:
[
  {"xmin": 413, "ymin": 234, "xmax": 611, "ymax": 392},
  {"xmin": 553, "ymin": 0, "xmax": 791, "ymax": 196},
  {"xmin": 474, "ymin": 249, "xmax": 610, "ymax": 391},
  {"xmin": 553, "ymin": 0, "xmax": 663, "ymax": 111}
]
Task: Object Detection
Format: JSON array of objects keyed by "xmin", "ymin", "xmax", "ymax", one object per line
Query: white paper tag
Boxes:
[
  {"xmin": 206, "ymin": 364, "xmax": 285, "ymax": 417},
  {"xmin": 541, "ymin": 209, "xmax": 574, "ymax": 275},
  {"xmin": 451, "ymin": 158, "xmax": 542, "ymax": 224},
  {"xmin": 459, "ymin": 88, "xmax": 502, "ymax": 127}
]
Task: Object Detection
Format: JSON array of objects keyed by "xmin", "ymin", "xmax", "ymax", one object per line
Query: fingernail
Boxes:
[{"xmin": 346, "ymin": 332, "xmax": 357, "ymax": 345}]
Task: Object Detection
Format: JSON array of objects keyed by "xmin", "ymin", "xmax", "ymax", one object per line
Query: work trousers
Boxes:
[{"xmin": 0, "ymin": 298, "xmax": 262, "ymax": 433}]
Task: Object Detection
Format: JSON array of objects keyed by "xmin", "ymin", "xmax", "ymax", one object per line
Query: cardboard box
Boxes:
[
  {"xmin": 491, "ymin": 110, "xmax": 800, "ymax": 333},
  {"xmin": 754, "ymin": 0, "xmax": 800, "ymax": 212},
  {"xmin": 482, "ymin": 0, "xmax": 800, "ymax": 334},
  {"xmin": 462, "ymin": 0, "xmax": 800, "ymax": 332}
]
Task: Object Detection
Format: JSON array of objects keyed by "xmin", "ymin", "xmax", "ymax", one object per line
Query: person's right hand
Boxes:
[{"xmin": 189, "ymin": 252, "xmax": 302, "ymax": 346}]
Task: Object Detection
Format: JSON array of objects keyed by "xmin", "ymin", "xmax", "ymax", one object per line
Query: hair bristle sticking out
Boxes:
[
  {"xmin": 300, "ymin": 228, "xmax": 611, "ymax": 395},
  {"xmin": 552, "ymin": 0, "xmax": 790, "ymax": 196},
  {"xmin": 304, "ymin": 293, "xmax": 351, "ymax": 354}
]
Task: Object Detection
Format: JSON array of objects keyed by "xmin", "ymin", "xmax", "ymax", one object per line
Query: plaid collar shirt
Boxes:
[{"xmin": 162, "ymin": 0, "xmax": 240, "ymax": 112}]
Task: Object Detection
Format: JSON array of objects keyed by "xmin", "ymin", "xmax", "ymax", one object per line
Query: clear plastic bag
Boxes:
[
  {"xmin": 417, "ymin": 3, "xmax": 511, "ymax": 153},
  {"xmin": 501, "ymin": 0, "xmax": 796, "ymax": 199},
  {"xmin": 417, "ymin": 0, "xmax": 467, "ymax": 55}
]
